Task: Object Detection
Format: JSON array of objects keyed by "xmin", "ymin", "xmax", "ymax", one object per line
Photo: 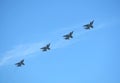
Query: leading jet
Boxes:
[
  {"xmin": 15, "ymin": 59, "xmax": 25, "ymax": 67},
  {"xmin": 83, "ymin": 20, "xmax": 94, "ymax": 30},
  {"xmin": 63, "ymin": 31, "xmax": 74, "ymax": 40},
  {"xmin": 40, "ymin": 43, "xmax": 51, "ymax": 52}
]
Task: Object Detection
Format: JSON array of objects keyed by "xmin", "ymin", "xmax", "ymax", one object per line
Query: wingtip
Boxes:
[{"xmin": 91, "ymin": 20, "xmax": 94, "ymax": 23}]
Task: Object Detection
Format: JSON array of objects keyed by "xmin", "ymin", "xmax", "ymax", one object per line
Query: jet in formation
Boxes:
[
  {"xmin": 15, "ymin": 59, "xmax": 25, "ymax": 67},
  {"xmin": 40, "ymin": 43, "xmax": 51, "ymax": 51},
  {"xmin": 63, "ymin": 31, "xmax": 74, "ymax": 40},
  {"xmin": 83, "ymin": 20, "xmax": 94, "ymax": 30},
  {"xmin": 14, "ymin": 20, "xmax": 94, "ymax": 67}
]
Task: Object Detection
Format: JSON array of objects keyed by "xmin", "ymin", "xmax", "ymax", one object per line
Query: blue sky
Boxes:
[{"xmin": 0, "ymin": 0, "xmax": 120, "ymax": 83}]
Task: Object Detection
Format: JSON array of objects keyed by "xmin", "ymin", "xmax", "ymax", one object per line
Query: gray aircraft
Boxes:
[
  {"xmin": 15, "ymin": 59, "xmax": 25, "ymax": 67},
  {"xmin": 83, "ymin": 20, "xmax": 94, "ymax": 30},
  {"xmin": 63, "ymin": 31, "xmax": 73, "ymax": 40},
  {"xmin": 40, "ymin": 43, "xmax": 50, "ymax": 51}
]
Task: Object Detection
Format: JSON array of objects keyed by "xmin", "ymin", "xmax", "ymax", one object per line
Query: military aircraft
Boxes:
[
  {"xmin": 15, "ymin": 59, "xmax": 25, "ymax": 67},
  {"xmin": 63, "ymin": 31, "xmax": 74, "ymax": 40},
  {"xmin": 40, "ymin": 43, "xmax": 51, "ymax": 51},
  {"xmin": 83, "ymin": 20, "xmax": 94, "ymax": 30}
]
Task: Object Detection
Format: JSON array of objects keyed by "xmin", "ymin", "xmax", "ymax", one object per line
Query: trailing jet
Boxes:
[
  {"xmin": 63, "ymin": 31, "xmax": 73, "ymax": 40},
  {"xmin": 40, "ymin": 43, "xmax": 50, "ymax": 51},
  {"xmin": 15, "ymin": 59, "xmax": 25, "ymax": 67},
  {"xmin": 83, "ymin": 20, "xmax": 94, "ymax": 30}
]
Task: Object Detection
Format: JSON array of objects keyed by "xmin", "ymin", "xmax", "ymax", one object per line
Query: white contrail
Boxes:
[
  {"xmin": 0, "ymin": 42, "xmax": 44, "ymax": 66},
  {"xmin": 0, "ymin": 22, "xmax": 106, "ymax": 66}
]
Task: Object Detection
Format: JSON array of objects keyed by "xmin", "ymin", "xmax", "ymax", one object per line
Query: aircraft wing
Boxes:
[
  {"xmin": 21, "ymin": 59, "xmax": 24, "ymax": 63},
  {"xmin": 40, "ymin": 47, "xmax": 47, "ymax": 51},
  {"xmin": 90, "ymin": 20, "xmax": 94, "ymax": 24},
  {"xmin": 63, "ymin": 35, "xmax": 69, "ymax": 40},
  {"xmin": 84, "ymin": 24, "xmax": 89, "ymax": 27},
  {"xmin": 15, "ymin": 62, "xmax": 19, "ymax": 65},
  {"xmin": 63, "ymin": 34, "xmax": 69, "ymax": 37},
  {"xmin": 15, "ymin": 63, "xmax": 21, "ymax": 67},
  {"xmin": 90, "ymin": 20, "xmax": 94, "ymax": 25},
  {"xmin": 40, "ymin": 47, "xmax": 46, "ymax": 49},
  {"xmin": 65, "ymin": 37, "xmax": 69, "ymax": 40},
  {"xmin": 20, "ymin": 60, "xmax": 25, "ymax": 65},
  {"xmin": 70, "ymin": 31, "xmax": 73, "ymax": 35},
  {"xmin": 84, "ymin": 24, "xmax": 90, "ymax": 29},
  {"xmin": 47, "ymin": 43, "xmax": 50, "ymax": 47}
]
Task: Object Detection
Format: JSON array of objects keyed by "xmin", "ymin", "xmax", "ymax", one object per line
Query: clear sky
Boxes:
[{"xmin": 0, "ymin": 0, "xmax": 120, "ymax": 83}]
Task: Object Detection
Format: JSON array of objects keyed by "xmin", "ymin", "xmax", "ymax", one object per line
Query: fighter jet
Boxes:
[
  {"xmin": 40, "ymin": 43, "xmax": 50, "ymax": 51},
  {"xmin": 15, "ymin": 59, "xmax": 25, "ymax": 67},
  {"xmin": 83, "ymin": 20, "xmax": 94, "ymax": 30},
  {"xmin": 63, "ymin": 31, "xmax": 74, "ymax": 40}
]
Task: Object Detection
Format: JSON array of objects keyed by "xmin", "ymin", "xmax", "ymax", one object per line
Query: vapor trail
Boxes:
[{"xmin": 0, "ymin": 22, "xmax": 106, "ymax": 66}]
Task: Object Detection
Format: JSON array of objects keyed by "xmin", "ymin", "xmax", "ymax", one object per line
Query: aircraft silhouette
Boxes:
[
  {"xmin": 63, "ymin": 31, "xmax": 73, "ymax": 40},
  {"xmin": 83, "ymin": 20, "xmax": 94, "ymax": 30},
  {"xmin": 40, "ymin": 43, "xmax": 51, "ymax": 51},
  {"xmin": 15, "ymin": 59, "xmax": 25, "ymax": 67}
]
